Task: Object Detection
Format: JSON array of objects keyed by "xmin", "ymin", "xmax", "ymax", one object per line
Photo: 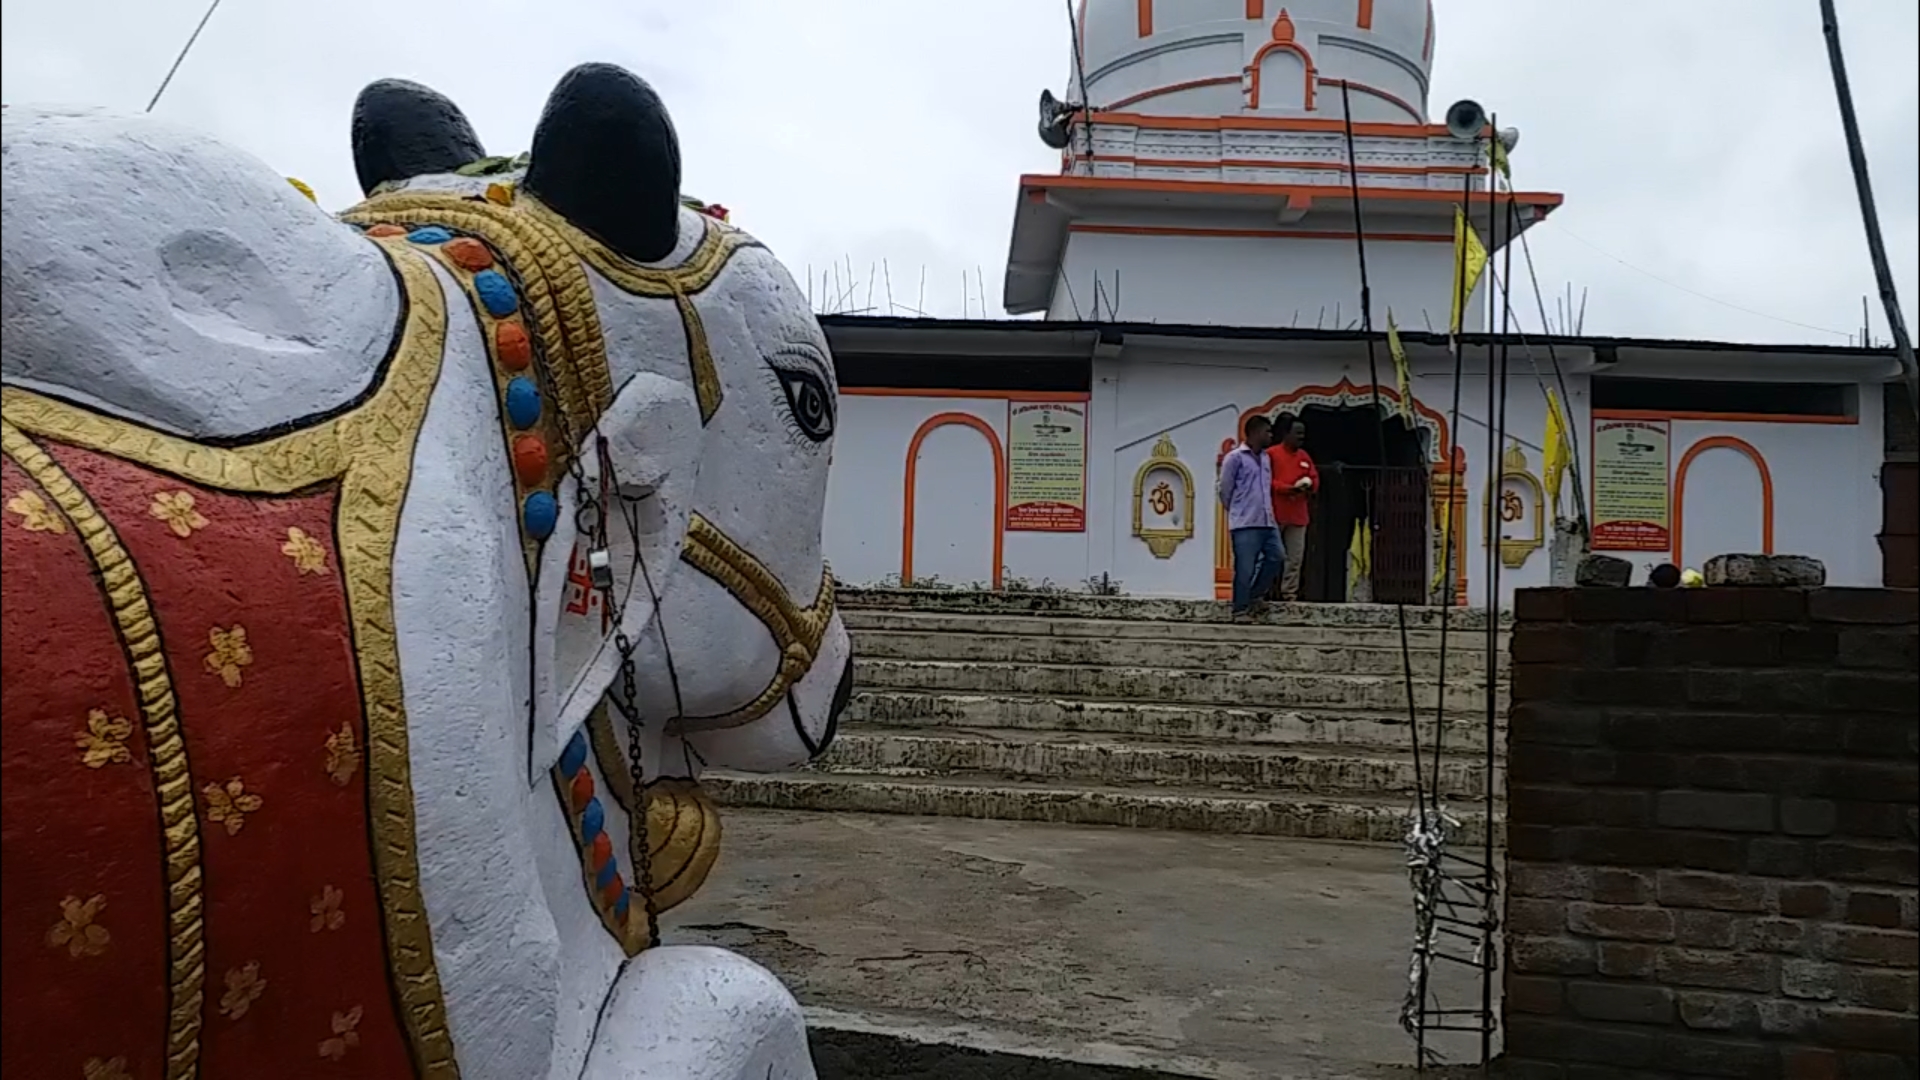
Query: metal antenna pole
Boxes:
[
  {"xmin": 1819, "ymin": 0, "xmax": 1919, "ymax": 412},
  {"xmin": 146, "ymin": 0, "xmax": 228, "ymax": 113}
]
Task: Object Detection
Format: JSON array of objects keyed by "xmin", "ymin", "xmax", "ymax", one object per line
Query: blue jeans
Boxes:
[{"xmin": 1230, "ymin": 526, "xmax": 1284, "ymax": 613}]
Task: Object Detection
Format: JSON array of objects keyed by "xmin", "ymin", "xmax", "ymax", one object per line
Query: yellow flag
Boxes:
[
  {"xmin": 1348, "ymin": 519, "xmax": 1372, "ymax": 599},
  {"xmin": 1489, "ymin": 138, "xmax": 1510, "ymax": 180},
  {"xmin": 1431, "ymin": 498, "xmax": 1452, "ymax": 592},
  {"xmin": 1542, "ymin": 389, "xmax": 1571, "ymax": 515},
  {"xmin": 1386, "ymin": 310, "xmax": 1414, "ymax": 424},
  {"xmin": 1450, "ymin": 205, "xmax": 1489, "ymax": 335}
]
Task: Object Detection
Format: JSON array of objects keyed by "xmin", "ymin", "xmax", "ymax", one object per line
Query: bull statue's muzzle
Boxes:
[{"xmin": 669, "ymin": 511, "xmax": 848, "ymax": 752}]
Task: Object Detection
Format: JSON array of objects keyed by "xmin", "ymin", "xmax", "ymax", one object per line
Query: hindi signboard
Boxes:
[
  {"xmin": 1005, "ymin": 400, "xmax": 1087, "ymax": 532},
  {"xmin": 1590, "ymin": 416, "xmax": 1671, "ymax": 551}
]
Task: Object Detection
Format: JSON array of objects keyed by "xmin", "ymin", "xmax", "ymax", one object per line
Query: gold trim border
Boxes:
[
  {"xmin": 585, "ymin": 709, "xmax": 722, "ymax": 916},
  {"xmin": 669, "ymin": 513, "xmax": 835, "ymax": 733},
  {"xmin": 2, "ymin": 422, "xmax": 208, "ymax": 1080},
  {"xmin": 1, "ymin": 243, "xmax": 461, "ymax": 1079},
  {"xmin": 342, "ymin": 193, "xmax": 611, "ymax": 447},
  {"xmin": 1130, "ymin": 434, "xmax": 1196, "ymax": 560}
]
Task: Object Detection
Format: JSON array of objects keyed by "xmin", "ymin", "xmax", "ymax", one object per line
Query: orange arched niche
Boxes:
[
  {"xmin": 1672, "ymin": 436, "xmax": 1774, "ymax": 570},
  {"xmin": 1247, "ymin": 9, "xmax": 1317, "ymax": 111},
  {"xmin": 1213, "ymin": 381, "xmax": 1469, "ymax": 603},
  {"xmin": 901, "ymin": 412, "xmax": 1007, "ymax": 590}
]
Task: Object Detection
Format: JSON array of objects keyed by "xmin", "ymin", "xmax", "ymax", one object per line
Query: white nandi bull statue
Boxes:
[{"xmin": 1, "ymin": 64, "xmax": 849, "ymax": 1080}]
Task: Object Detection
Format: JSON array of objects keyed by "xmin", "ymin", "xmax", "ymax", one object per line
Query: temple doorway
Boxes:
[{"xmin": 1285, "ymin": 405, "xmax": 1430, "ymax": 604}]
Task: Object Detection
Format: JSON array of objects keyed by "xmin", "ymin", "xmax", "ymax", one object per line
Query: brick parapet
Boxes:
[{"xmin": 1504, "ymin": 587, "xmax": 1918, "ymax": 1079}]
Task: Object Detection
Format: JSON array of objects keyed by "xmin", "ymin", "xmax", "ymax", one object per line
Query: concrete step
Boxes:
[
  {"xmin": 839, "ymin": 587, "xmax": 1508, "ymax": 631},
  {"xmin": 704, "ymin": 770, "xmax": 1498, "ymax": 846},
  {"xmin": 849, "ymin": 618, "xmax": 1505, "ymax": 679},
  {"xmin": 818, "ymin": 727, "xmax": 1494, "ymax": 800},
  {"xmin": 848, "ymin": 690, "xmax": 1501, "ymax": 750},
  {"xmin": 855, "ymin": 658, "xmax": 1502, "ymax": 715},
  {"xmin": 844, "ymin": 609, "xmax": 1509, "ymax": 654}
]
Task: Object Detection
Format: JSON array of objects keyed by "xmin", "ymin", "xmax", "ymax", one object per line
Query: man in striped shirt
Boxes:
[{"xmin": 1217, "ymin": 415, "xmax": 1284, "ymax": 618}]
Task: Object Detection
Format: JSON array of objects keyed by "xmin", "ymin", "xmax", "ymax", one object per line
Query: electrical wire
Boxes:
[{"xmin": 1545, "ymin": 224, "xmax": 1854, "ymax": 340}]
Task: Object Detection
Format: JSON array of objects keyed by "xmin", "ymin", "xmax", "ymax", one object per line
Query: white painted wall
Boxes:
[
  {"xmin": 1096, "ymin": 348, "xmax": 1587, "ymax": 604},
  {"xmin": 1050, "ymin": 228, "xmax": 1486, "ymax": 332},
  {"xmin": 823, "ymin": 394, "xmax": 1090, "ymax": 589},
  {"xmin": 1593, "ymin": 403, "xmax": 1885, "ymax": 588},
  {"xmin": 825, "ymin": 368, "xmax": 1888, "ymax": 604}
]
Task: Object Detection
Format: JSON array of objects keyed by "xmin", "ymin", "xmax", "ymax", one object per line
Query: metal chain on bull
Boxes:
[
  {"xmin": 577, "ymin": 434, "xmax": 662, "ymax": 951},
  {"xmin": 457, "ymin": 228, "xmax": 665, "ymax": 950}
]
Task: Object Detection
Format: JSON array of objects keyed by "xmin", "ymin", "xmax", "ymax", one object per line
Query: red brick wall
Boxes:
[{"xmin": 1503, "ymin": 586, "xmax": 1919, "ymax": 1080}]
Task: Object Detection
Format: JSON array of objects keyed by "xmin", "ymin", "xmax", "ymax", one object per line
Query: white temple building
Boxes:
[{"xmin": 818, "ymin": 0, "xmax": 1913, "ymax": 605}]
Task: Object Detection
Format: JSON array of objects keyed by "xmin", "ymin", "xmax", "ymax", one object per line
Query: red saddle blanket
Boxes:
[{"xmin": 3, "ymin": 436, "xmax": 418, "ymax": 1079}]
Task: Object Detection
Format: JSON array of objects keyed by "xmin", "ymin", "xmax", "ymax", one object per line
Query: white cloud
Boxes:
[{"xmin": 4, "ymin": 0, "xmax": 1913, "ymax": 343}]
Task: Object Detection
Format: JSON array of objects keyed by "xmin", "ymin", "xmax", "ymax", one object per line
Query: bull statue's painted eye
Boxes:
[{"xmin": 774, "ymin": 367, "xmax": 834, "ymax": 442}]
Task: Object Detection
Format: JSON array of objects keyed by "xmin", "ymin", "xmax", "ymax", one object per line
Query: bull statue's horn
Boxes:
[
  {"xmin": 525, "ymin": 62, "xmax": 682, "ymax": 264},
  {"xmin": 351, "ymin": 78, "xmax": 488, "ymax": 196}
]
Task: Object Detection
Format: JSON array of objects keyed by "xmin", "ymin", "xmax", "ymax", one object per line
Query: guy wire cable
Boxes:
[
  {"xmin": 1337, "ymin": 83, "xmax": 1446, "ymax": 1069},
  {"xmin": 1396, "ymin": 118, "xmax": 1482, "ymax": 1068},
  {"xmin": 1336, "ymin": 82, "xmax": 1428, "ymax": 822},
  {"xmin": 1513, "ymin": 207, "xmax": 1590, "ymax": 530},
  {"xmin": 1065, "ymin": 0, "xmax": 1097, "ymax": 168},
  {"xmin": 146, "ymin": 0, "xmax": 228, "ymax": 113},
  {"xmin": 1477, "ymin": 146, "xmax": 1522, "ymax": 1071}
]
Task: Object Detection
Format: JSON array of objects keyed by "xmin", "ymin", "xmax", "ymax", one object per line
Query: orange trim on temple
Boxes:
[
  {"xmin": 1247, "ymin": 10, "xmax": 1316, "ymax": 111},
  {"xmin": 1089, "ymin": 110, "xmax": 1449, "ymax": 137},
  {"xmin": 1672, "ymin": 436, "xmax": 1774, "ymax": 569},
  {"xmin": 1025, "ymin": 172, "xmax": 1567, "ymax": 210},
  {"xmin": 1246, "ymin": 0, "xmax": 1263, "ymax": 18},
  {"xmin": 1319, "ymin": 78, "xmax": 1422, "ymax": 123},
  {"xmin": 1590, "ymin": 408, "xmax": 1857, "ymax": 426},
  {"xmin": 1239, "ymin": 380, "xmax": 1456, "ymax": 472},
  {"xmin": 901, "ymin": 412, "xmax": 1006, "ymax": 590},
  {"xmin": 1357, "ymin": 0, "xmax": 1374, "ymax": 29},
  {"xmin": 1138, "ymin": 0, "xmax": 1153, "ymax": 36},
  {"xmin": 1104, "ymin": 76, "xmax": 1244, "ymax": 112},
  {"xmin": 1071, "ymin": 223, "xmax": 1452, "ymax": 243},
  {"xmin": 1107, "ymin": 154, "xmax": 1470, "ymax": 176},
  {"xmin": 844, "ymin": 388, "xmax": 1090, "ymax": 402}
]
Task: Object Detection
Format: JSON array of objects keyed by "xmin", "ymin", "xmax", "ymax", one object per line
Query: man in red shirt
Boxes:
[{"xmin": 1267, "ymin": 414, "xmax": 1319, "ymax": 602}]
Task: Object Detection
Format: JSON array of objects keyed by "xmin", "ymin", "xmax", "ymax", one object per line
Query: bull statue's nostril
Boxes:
[
  {"xmin": 787, "ymin": 658, "xmax": 852, "ymax": 760},
  {"xmin": 813, "ymin": 660, "xmax": 853, "ymax": 759}
]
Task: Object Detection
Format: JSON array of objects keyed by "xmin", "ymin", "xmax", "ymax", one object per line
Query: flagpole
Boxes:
[{"xmin": 1819, "ymin": 0, "xmax": 1918, "ymax": 413}]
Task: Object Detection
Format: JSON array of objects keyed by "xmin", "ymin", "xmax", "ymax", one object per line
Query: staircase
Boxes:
[{"xmin": 705, "ymin": 589, "xmax": 1511, "ymax": 844}]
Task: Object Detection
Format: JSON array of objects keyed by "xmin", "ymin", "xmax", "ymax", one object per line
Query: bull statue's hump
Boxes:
[
  {"xmin": 1, "ymin": 106, "xmax": 400, "ymax": 440},
  {"xmin": 3, "ymin": 62, "xmax": 843, "ymax": 1080}
]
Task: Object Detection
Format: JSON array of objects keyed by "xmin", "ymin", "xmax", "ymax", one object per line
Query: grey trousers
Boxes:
[{"xmin": 1279, "ymin": 524, "xmax": 1307, "ymax": 600}]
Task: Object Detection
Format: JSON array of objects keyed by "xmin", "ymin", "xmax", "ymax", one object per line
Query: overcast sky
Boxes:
[{"xmin": 3, "ymin": 0, "xmax": 1914, "ymax": 345}]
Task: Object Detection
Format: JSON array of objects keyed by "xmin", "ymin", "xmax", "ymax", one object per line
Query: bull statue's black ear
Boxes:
[
  {"xmin": 524, "ymin": 63, "xmax": 681, "ymax": 264},
  {"xmin": 351, "ymin": 79, "xmax": 487, "ymax": 196}
]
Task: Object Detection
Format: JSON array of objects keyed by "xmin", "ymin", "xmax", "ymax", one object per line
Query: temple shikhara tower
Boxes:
[{"xmin": 1007, "ymin": 0, "xmax": 1561, "ymax": 330}]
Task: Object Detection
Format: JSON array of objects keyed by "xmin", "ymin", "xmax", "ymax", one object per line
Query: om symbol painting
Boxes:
[
  {"xmin": 1148, "ymin": 481, "xmax": 1176, "ymax": 517},
  {"xmin": 1484, "ymin": 442, "xmax": 1545, "ymax": 569},
  {"xmin": 1131, "ymin": 435, "xmax": 1195, "ymax": 560}
]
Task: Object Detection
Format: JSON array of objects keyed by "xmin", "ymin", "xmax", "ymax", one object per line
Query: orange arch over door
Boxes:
[
  {"xmin": 1218, "ymin": 380, "xmax": 1469, "ymax": 603},
  {"xmin": 901, "ymin": 412, "xmax": 1007, "ymax": 589},
  {"xmin": 1672, "ymin": 436, "xmax": 1774, "ymax": 570}
]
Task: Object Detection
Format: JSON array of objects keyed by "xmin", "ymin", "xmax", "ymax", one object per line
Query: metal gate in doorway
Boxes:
[{"xmin": 1301, "ymin": 464, "xmax": 1431, "ymax": 605}]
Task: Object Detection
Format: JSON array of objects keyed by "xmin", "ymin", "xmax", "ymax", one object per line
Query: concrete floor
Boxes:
[{"xmin": 661, "ymin": 810, "xmax": 1500, "ymax": 1080}]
